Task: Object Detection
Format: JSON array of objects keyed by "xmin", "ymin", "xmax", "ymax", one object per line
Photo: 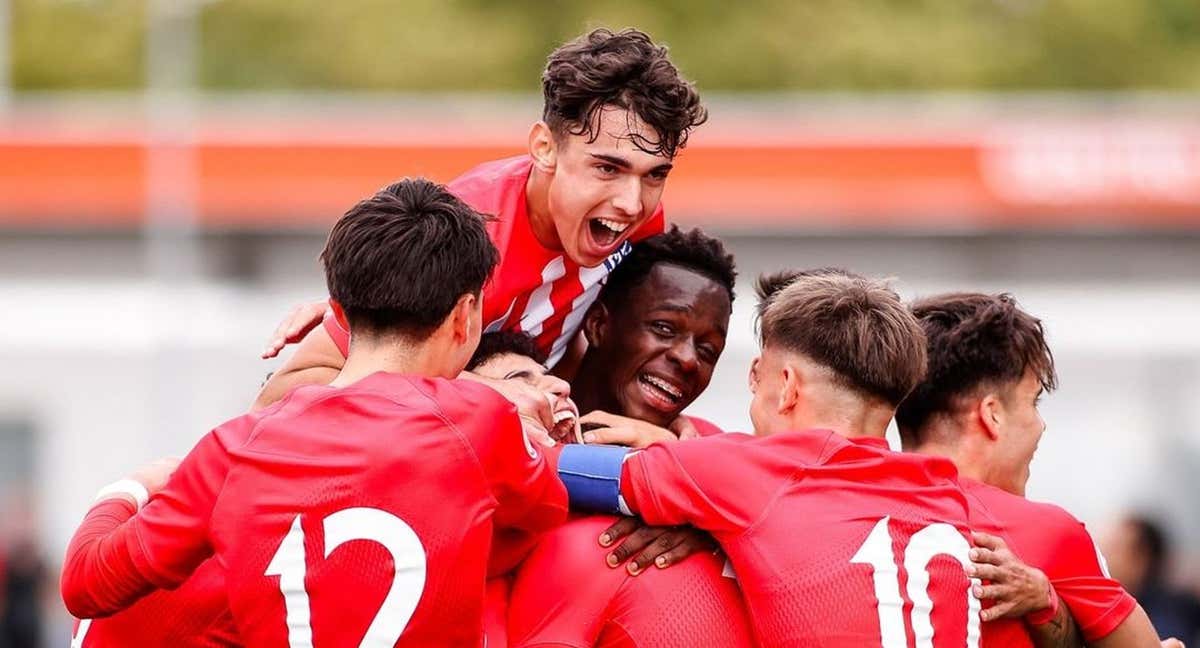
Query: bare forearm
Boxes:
[
  {"xmin": 1027, "ymin": 601, "xmax": 1084, "ymax": 648},
  {"xmin": 1092, "ymin": 605, "xmax": 1172, "ymax": 648}
]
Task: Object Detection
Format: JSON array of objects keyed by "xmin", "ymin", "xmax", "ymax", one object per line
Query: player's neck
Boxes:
[
  {"xmin": 569, "ymin": 356, "xmax": 619, "ymax": 418},
  {"xmin": 331, "ymin": 339, "xmax": 447, "ymax": 387},
  {"xmin": 525, "ymin": 167, "xmax": 563, "ymax": 251},
  {"xmin": 915, "ymin": 436, "xmax": 987, "ymax": 484},
  {"xmin": 792, "ymin": 390, "xmax": 894, "ymax": 440}
]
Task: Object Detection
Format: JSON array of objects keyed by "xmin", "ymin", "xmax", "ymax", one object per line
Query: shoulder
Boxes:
[
  {"xmin": 447, "ymin": 155, "xmax": 532, "ymax": 214},
  {"xmin": 964, "ymin": 480, "xmax": 1098, "ymax": 564},
  {"xmin": 685, "ymin": 415, "xmax": 726, "ymax": 437}
]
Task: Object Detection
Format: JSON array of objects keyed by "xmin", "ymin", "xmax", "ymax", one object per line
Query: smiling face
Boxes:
[
  {"xmin": 988, "ymin": 369, "xmax": 1047, "ymax": 496},
  {"xmin": 583, "ymin": 263, "xmax": 731, "ymax": 427},
  {"xmin": 538, "ymin": 106, "xmax": 674, "ymax": 267},
  {"xmin": 471, "ymin": 351, "xmax": 581, "ymax": 443}
]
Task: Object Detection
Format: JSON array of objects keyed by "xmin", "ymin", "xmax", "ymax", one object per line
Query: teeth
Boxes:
[
  {"xmin": 554, "ymin": 410, "xmax": 577, "ymax": 423},
  {"xmin": 596, "ymin": 218, "xmax": 630, "ymax": 234},
  {"xmin": 643, "ymin": 375, "xmax": 683, "ymax": 399}
]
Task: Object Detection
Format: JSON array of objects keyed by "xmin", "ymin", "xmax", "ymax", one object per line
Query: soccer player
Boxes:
[
  {"xmin": 571, "ymin": 224, "xmax": 736, "ymax": 446},
  {"xmin": 61, "ymin": 179, "xmax": 568, "ymax": 646},
  {"xmin": 256, "ymin": 28, "xmax": 708, "ymax": 423},
  {"xmin": 467, "ymin": 331, "xmax": 753, "ymax": 648},
  {"xmin": 555, "ymin": 271, "xmax": 1035, "ymax": 647},
  {"xmin": 69, "ymin": 558, "xmax": 237, "ymax": 647},
  {"xmin": 896, "ymin": 292, "xmax": 1183, "ymax": 648}
]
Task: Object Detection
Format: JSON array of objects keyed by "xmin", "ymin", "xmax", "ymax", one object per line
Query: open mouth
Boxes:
[
  {"xmin": 637, "ymin": 372, "xmax": 686, "ymax": 412},
  {"xmin": 551, "ymin": 408, "xmax": 581, "ymax": 444},
  {"xmin": 588, "ymin": 217, "xmax": 630, "ymax": 251}
]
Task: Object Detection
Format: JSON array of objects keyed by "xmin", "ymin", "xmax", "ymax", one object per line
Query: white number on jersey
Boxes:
[
  {"xmin": 265, "ymin": 507, "xmax": 427, "ymax": 648},
  {"xmin": 850, "ymin": 516, "xmax": 982, "ymax": 648}
]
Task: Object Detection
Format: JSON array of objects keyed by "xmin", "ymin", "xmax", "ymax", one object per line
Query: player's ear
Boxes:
[
  {"xmin": 449, "ymin": 293, "xmax": 478, "ymax": 344},
  {"xmin": 778, "ymin": 363, "xmax": 800, "ymax": 414},
  {"xmin": 582, "ymin": 301, "xmax": 609, "ymax": 347},
  {"xmin": 529, "ymin": 121, "xmax": 557, "ymax": 174},
  {"xmin": 978, "ymin": 393, "xmax": 1003, "ymax": 441},
  {"xmin": 748, "ymin": 356, "xmax": 761, "ymax": 393}
]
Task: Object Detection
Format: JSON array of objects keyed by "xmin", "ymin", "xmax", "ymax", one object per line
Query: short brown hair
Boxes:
[
  {"xmin": 542, "ymin": 28, "xmax": 707, "ymax": 159},
  {"xmin": 322, "ymin": 178, "xmax": 499, "ymax": 340},
  {"xmin": 757, "ymin": 272, "xmax": 927, "ymax": 407},
  {"xmin": 895, "ymin": 293, "xmax": 1057, "ymax": 445}
]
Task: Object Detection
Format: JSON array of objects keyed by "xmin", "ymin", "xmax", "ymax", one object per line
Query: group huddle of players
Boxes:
[{"xmin": 58, "ymin": 27, "xmax": 1185, "ymax": 648}]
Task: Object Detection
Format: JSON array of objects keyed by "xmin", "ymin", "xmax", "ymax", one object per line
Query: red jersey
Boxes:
[
  {"xmin": 508, "ymin": 515, "xmax": 753, "ymax": 648},
  {"xmin": 962, "ymin": 478, "xmax": 1137, "ymax": 642},
  {"xmin": 619, "ymin": 431, "xmax": 987, "ymax": 648},
  {"xmin": 70, "ymin": 559, "xmax": 238, "ymax": 647},
  {"xmin": 62, "ymin": 374, "xmax": 568, "ymax": 647},
  {"xmin": 685, "ymin": 415, "xmax": 726, "ymax": 438},
  {"xmin": 325, "ymin": 156, "xmax": 666, "ymax": 366}
]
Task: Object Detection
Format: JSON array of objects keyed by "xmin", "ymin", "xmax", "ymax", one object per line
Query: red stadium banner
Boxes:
[{"xmin": 1, "ymin": 107, "xmax": 1198, "ymax": 230}]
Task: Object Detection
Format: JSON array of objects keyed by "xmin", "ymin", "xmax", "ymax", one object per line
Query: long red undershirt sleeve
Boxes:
[
  {"xmin": 60, "ymin": 422, "xmax": 248, "ymax": 619},
  {"xmin": 61, "ymin": 498, "xmax": 160, "ymax": 619}
]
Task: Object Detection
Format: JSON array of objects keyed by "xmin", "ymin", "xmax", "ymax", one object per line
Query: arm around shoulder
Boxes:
[{"xmin": 253, "ymin": 324, "xmax": 344, "ymax": 411}]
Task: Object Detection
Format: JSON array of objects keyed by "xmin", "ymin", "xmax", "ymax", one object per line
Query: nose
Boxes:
[
  {"xmin": 610, "ymin": 177, "xmax": 642, "ymax": 218},
  {"xmin": 538, "ymin": 373, "xmax": 572, "ymax": 401},
  {"xmin": 666, "ymin": 338, "xmax": 699, "ymax": 374}
]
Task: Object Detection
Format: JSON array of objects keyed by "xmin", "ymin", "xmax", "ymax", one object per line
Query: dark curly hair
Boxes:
[
  {"xmin": 896, "ymin": 292, "xmax": 1058, "ymax": 447},
  {"xmin": 600, "ymin": 225, "xmax": 736, "ymax": 308},
  {"xmin": 542, "ymin": 28, "xmax": 707, "ymax": 159},
  {"xmin": 466, "ymin": 331, "xmax": 546, "ymax": 372}
]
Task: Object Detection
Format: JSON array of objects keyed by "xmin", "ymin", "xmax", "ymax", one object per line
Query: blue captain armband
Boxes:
[{"xmin": 557, "ymin": 444, "xmax": 634, "ymax": 516}]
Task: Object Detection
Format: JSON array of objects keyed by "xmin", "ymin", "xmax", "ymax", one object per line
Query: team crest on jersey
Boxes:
[{"xmin": 602, "ymin": 240, "xmax": 635, "ymax": 272}]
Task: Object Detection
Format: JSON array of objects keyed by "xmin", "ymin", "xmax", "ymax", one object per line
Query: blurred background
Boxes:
[{"xmin": 1, "ymin": 1, "xmax": 1199, "ymax": 645}]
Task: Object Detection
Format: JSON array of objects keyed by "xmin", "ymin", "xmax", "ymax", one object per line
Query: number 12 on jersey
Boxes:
[
  {"xmin": 266, "ymin": 507, "xmax": 427, "ymax": 648},
  {"xmin": 851, "ymin": 516, "xmax": 982, "ymax": 648}
]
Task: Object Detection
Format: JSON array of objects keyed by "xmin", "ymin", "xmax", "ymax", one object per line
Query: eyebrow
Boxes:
[
  {"xmin": 589, "ymin": 153, "xmax": 673, "ymax": 175},
  {"xmin": 648, "ymin": 304, "xmax": 729, "ymax": 337}
]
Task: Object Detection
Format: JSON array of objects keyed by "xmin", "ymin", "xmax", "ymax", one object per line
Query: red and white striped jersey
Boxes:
[{"xmin": 325, "ymin": 155, "xmax": 665, "ymax": 367}]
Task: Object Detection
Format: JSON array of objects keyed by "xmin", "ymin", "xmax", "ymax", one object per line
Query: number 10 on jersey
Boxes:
[{"xmin": 851, "ymin": 516, "xmax": 982, "ymax": 648}]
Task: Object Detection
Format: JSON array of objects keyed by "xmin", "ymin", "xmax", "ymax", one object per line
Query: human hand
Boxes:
[
  {"xmin": 598, "ymin": 516, "xmax": 718, "ymax": 575},
  {"xmin": 130, "ymin": 457, "xmax": 183, "ymax": 497},
  {"xmin": 579, "ymin": 411, "xmax": 678, "ymax": 448},
  {"xmin": 968, "ymin": 531, "xmax": 1053, "ymax": 622},
  {"xmin": 261, "ymin": 300, "xmax": 328, "ymax": 359},
  {"xmin": 474, "ymin": 375, "xmax": 558, "ymax": 447},
  {"xmin": 668, "ymin": 415, "xmax": 701, "ymax": 440}
]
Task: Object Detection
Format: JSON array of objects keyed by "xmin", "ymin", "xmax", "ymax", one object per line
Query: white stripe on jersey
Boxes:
[
  {"xmin": 546, "ymin": 264, "xmax": 609, "ymax": 367},
  {"xmin": 520, "ymin": 257, "xmax": 567, "ymax": 338}
]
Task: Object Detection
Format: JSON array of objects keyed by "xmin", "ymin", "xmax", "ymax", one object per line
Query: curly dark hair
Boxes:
[
  {"xmin": 466, "ymin": 331, "xmax": 546, "ymax": 372},
  {"xmin": 542, "ymin": 28, "xmax": 707, "ymax": 159},
  {"xmin": 600, "ymin": 225, "xmax": 736, "ymax": 308},
  {"xmin": 895, "ymin": 292, "xmax": 1058, "ymax": 447}
]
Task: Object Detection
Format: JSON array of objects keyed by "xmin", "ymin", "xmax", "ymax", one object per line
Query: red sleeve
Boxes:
[
  {"xmin": 1031, "ymin": 512, "xmax": 1137, "ymax": 642},
  {"xmin": 508, "ymin": 517, "xmax": 624, "ymax": 648},
  {"xmin": 61, "ymin": 419, "xmax": 247, "ymax": 618},
  {"xmin": 321, "ymin": 305, "xmax": 350, "ymax": 358},
  {"xmin": 686, "ymin": 415, "xmax": 726, "ymax": 437},
  {"xmin": 620, "ymin": 433, "xmax": 782, "ymax": 534},
  {"xmin": 457, "ymin": 384, "xmax": 568, "ymax": 571}
]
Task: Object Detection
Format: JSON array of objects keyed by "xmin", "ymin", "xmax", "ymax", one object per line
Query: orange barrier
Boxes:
[{"xmin": 2, "ymin": 130, "xmax": 1198, "ymax": 229}]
